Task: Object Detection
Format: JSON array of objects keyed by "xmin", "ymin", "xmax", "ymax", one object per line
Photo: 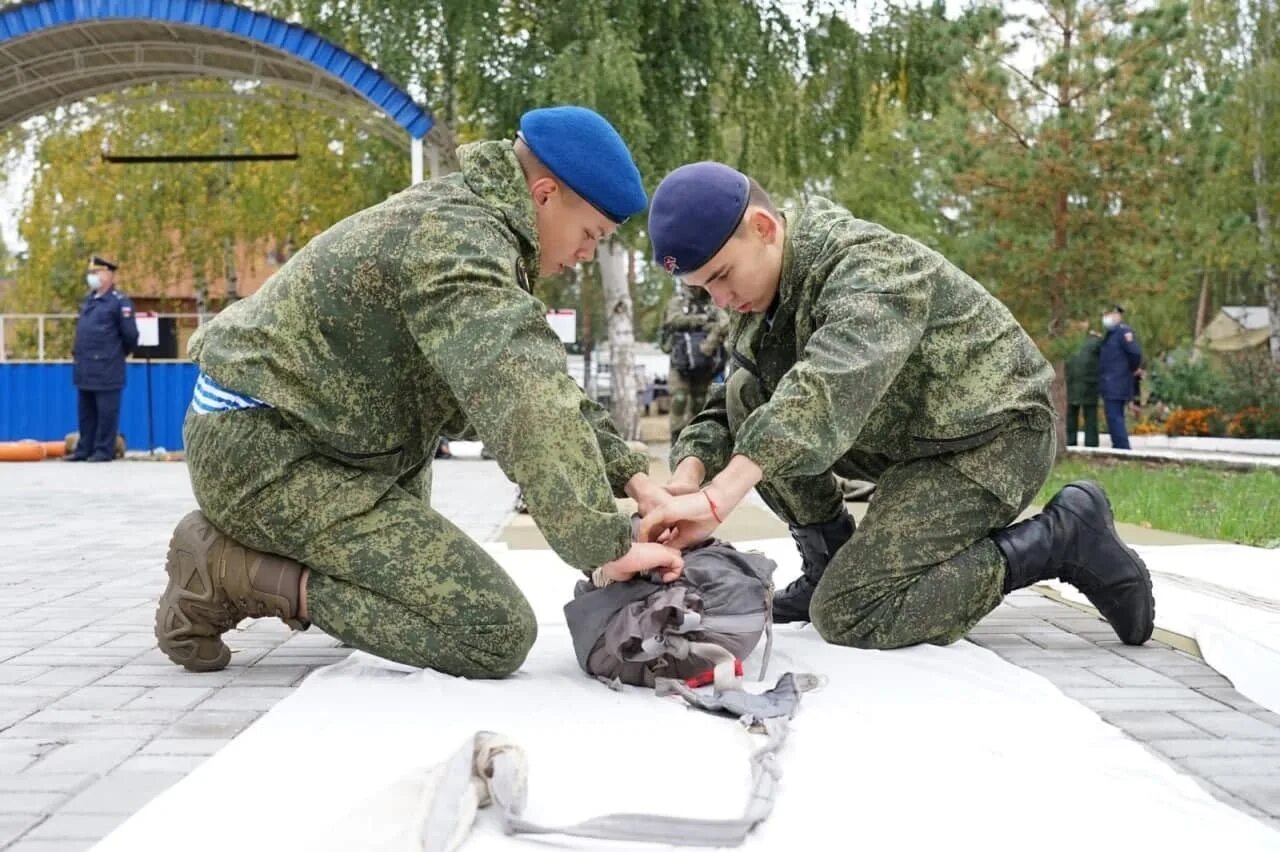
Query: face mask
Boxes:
[
  {"xmin": 86, "ymin": 273, "xmax": 101, "ymax": 290},
  {"xmin": 1101, "ymin": 315, "xmax": 1117, "ymax": 330}
]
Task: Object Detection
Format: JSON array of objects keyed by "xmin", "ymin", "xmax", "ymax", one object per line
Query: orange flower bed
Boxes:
[{"xmin": 1163, "ymin": 407, "xmax": 1224, "ymax": 437}]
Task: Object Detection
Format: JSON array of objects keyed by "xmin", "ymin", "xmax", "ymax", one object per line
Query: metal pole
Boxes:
[
  {"xmin": 0, "ymin": 315, "xmax": 5, "ymax": 362},
  {"xmin": 146, "ymin": 358, "xmax": 155, "ymax": 453},
  {"xmin": 37, "ymin": 315, "xmax": 45, "ymax": 361},
  {"xmin": 411, "ymin": 136, "xmax": 424, "ymax": 185}
]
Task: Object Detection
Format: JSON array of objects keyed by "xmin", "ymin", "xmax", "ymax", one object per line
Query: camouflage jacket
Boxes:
[
  {"xmin": 189, "ymin": 141, "xmax": 646, "ymax": 571},
  {"xmin": 659, "ymin": 289, "xmax": 729, "ymax": 355},
  {"xmin": 1065, "ymin": 332, "xmax": 1103, "ymax": 404},
  {"xmin": 672, "ymin": 197, "xmax": 1055, "ymax": 507}
]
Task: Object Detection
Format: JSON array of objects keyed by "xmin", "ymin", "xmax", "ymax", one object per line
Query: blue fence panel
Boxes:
[{"xmin": 0, "ymin": 362, "xmax": 198, "ymax": 450}]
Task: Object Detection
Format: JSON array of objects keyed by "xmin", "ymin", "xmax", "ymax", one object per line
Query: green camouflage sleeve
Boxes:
[
  {"xmin": 670, "ymin": 380, "xmax": 733, "ymax": 479},
  {"xmin": 578, "ymin": 396, "xmax": 650, "ymax": 495},
  {"xmin": 400, "ymin": 227, "xmax": 632, "ymax": 572},
  {"xmin": 733, "ymin": 254, "xmax": 929, "ymax": 480}
]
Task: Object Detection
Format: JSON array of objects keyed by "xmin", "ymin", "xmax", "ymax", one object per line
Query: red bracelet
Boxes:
[{"xmin": 703, "ymin": 490, "xmax": 723, "ymax": 523}]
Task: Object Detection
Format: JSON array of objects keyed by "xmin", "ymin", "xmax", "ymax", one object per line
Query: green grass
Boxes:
[{"xmin": 1036, "ymin": 458, "xmax": 1280, "ymax": 548}]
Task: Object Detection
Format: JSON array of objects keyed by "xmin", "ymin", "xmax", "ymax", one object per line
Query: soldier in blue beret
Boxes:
[
  {"xmin": 638, "ymin": 161, "xmax": 1155, "ymax": 650},
  {"xmin": 67, "ymin": 255, "xmax": 137, "ymax": 462},
  {"xmin": 156, "ymin": 106, "xmax": 683, "ymax": 678}
]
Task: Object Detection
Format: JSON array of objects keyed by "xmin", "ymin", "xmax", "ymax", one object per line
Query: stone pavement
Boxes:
[{"xmin": 1, "ymin": 460, "xmax": 1277, "ymax": 851}]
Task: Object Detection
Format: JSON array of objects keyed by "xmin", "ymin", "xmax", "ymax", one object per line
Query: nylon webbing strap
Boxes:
[
  {"xmin": 489, "ymin": 718, "xmax": 787, "ymax": 848},
  {"xmin": 419, "ymin": 685, "xmax": 803, "ymax": 848}
]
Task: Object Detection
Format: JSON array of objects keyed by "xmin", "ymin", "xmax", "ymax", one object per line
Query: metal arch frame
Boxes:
[
  {"xmin": 3, "ymin": 68, "xmax": 411, "ymax": 150},
  {"xmin": 0, "ymin": 40, "xmax": 356, "ymax": 106},
  {"xmin": 0, "ymin": 0, "xmax": 439, "ymax": 179},
  {"xmin": 74, "ymin": 87, "xmax": 412, "ymax": 150}
]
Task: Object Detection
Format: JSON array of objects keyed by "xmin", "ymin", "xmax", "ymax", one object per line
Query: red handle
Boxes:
[{"xmin": 684, "ymin": 658, "xmax": 743, "ymax": 688}]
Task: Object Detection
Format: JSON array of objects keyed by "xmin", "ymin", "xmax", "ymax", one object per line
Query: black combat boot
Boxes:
[
  {"xmin": 993, "ymin": 480, "xmax": 1154, "ymax": 645},
  {"xmin": 773, "ymin": 511, "xmax": 856, "ymax": 624}
]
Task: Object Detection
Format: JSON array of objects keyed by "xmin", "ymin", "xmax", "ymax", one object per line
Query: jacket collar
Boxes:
[{"xmin": 458, "ymin": 141, "xmax": 540, "ymax": 286}]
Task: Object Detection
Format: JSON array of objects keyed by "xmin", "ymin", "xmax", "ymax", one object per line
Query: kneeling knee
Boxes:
[
  {"xmin": 458, "ymin": 606, "xmax": 537, "ymax": 679},
  {"xmin": 810, "ymin": 595, "xmax": 933, "ymax": 650}
]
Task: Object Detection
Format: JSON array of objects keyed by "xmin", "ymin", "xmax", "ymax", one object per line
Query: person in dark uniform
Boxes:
[
  {"xmin": 1098, "ymin": 304, "xmax": 1142, "ymax": 451},
  {"xmin": 1065, "ymin": 322, "xmax": 1103, "ymax": 447},
  {"xmin": 67, "ymin": 255, "xmax": 138, "ymax": 462}
]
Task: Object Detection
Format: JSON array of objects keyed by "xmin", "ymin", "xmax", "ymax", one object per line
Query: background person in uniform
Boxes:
[
  {"xmin": 659, "ymin": 283, "xmax": 728, "ymax": 442},
  {"xmin": 1099, "ymin": 304, "xmax": 1143, "ymax": 450},
  {"xmin": 1065, "ymin": 320, "xmax": 1103, "ymax": 447},
  {"xmin": 155, "ymin": 106, "xmax": 683, "ymax": 680},
  {"xmin": 637, "ymin": 161, "xmax": 1155, "ymax": 651},
  {"xmin": 67, "ymin": 255, "xmax": 137, "ymax": 462}
]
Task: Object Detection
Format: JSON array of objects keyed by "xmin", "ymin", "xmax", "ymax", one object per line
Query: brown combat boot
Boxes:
[{"xmin": 155, "ymin": 510, "xmax": 307, "ymax": 672}]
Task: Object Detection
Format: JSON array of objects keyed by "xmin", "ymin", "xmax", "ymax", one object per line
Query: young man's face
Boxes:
[
  {"xmin": 680, "ymin": 208, "xmax": 784, "ymax": 314},
  {"xmin": 530, "ymin": 178, "xmax": 618, "ymax": 278}
]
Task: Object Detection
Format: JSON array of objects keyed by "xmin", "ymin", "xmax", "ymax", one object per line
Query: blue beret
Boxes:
[
  {"xmin": 649, "ymin": 162, "xmax": 750, "ymax": 275},
  {"xmin": 518, "ymin": 106, "xmax": 647, "ymax": 224}
]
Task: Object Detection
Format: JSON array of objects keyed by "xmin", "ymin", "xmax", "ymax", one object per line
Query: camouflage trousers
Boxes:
[
  {"xmin": 725, "ymin": 370, "xmax": 1055, "ymax": 649},
  {"xmin": 668, "ymin": 369, "xmax": 713, "ymax": 442},
  {"xmin": 182, "ymin": 408, "xmax": 536, "ymax": 678}
]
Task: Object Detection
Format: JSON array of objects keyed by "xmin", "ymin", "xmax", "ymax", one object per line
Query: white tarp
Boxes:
[{"xmin": 94, "ymin": 544, "xmax": 1280, "ymax": 852}]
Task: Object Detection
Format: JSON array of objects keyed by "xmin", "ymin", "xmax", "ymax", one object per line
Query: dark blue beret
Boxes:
[
  {"xmin": 518, "ymin": 106, "xmax": 647, "ymax": 224},
  {"xmin": 649, "ymin": 162, "xmax": 750, "ymax": 275}
]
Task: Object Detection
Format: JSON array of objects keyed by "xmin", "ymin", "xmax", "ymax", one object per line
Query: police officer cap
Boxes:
[
  {"xmin": 1109, "ymin": 304, "xmax": 1125, "ymax": 314},
  {"xmin": 518, "ymin": 106, "xmax": 647, "ymax": 224},
  {"xmin": 89, "ymin": 255, "xmax": 118, "ymax": 271},
  {"xmin": 648, "ymin": 161, "xmax": 750, "ymax": 275}
]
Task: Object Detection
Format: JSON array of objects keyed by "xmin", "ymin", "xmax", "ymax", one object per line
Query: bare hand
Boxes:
[
  {"xmin": 625, "ymin": 472, "xmax": 669, "ymax": 518},
  {"xmin": 637, "ymin": 490, "xmax": 723, "ymax": 551},
  {"xmin": 665, "ymin": 457, "xmax": 706, "ymax": 496},
  {"xmin": 599, "ymin": 542, "xmax": 684, "ymax": 584}
]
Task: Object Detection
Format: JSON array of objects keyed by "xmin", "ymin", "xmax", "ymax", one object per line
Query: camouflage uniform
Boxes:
[
  {"xmin": 672, "ymin": 198, "xmax": 1058, "ymax": 649},
  {"xmin": 1065, "ymin": 332, "xmax": 1103, "ymax": 447},
  {"xmin": 184, "ymin": 141, "xmax": 648, "ymax": 678},
  {"xmin": 659, "ymin": 287, "xmax": 728, "ymax": 441}
]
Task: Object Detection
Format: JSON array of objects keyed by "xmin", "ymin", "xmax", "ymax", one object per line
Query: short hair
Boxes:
[{"xmin": 734, "ymin": 178, "xmax": 778, "ymax": 235}]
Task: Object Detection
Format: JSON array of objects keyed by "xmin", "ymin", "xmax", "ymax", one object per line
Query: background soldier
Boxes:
[
  {"xmin": 1065, "ymin": 322, "xmax": 1103, "ymax": 447},
  {"xmin": 659, "ymin": 284, "xmax": 728, "ymax": 442},
  {"xmin": 1099, "ymin": 304, "xmax": 1143, "ymax": 450},
  {"xmin": 67, "ymin": 255, "xmax": 137, "ymax": 463}
]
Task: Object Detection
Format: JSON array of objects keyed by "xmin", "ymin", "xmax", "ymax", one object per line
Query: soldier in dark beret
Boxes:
[{"xmin": 639, "ymin": 161, "xmax": 1154, "ymax": 650}]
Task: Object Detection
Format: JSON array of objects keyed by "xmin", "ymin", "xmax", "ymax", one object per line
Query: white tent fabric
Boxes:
[{"xmin": 93, "ymin": 542, "xmax": 1280, "ymax": 851}]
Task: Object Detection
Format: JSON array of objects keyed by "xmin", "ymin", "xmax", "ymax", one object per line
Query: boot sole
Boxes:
[
  {"xmin": 1064, "ymin": 481, "xmax": 1155, "ymax": 645},
  {"xmin": 154, "ymin": 512, "xmax": 232, "ymax": 672}
]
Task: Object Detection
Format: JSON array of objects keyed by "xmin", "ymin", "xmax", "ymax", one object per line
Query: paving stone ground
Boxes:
[{"xmin": 1, "ymin": 460, "xmax": 1277, "ymax": 850}]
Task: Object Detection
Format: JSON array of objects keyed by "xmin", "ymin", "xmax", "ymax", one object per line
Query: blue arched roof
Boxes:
[{"xmin": 0, "ymin": 0, "xmax": 433, "ymax": 138}]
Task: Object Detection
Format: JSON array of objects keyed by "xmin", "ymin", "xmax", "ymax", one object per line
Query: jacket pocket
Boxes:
[{"xmin": 911, "ymin": 423, "xmax": 1006, "ymax": 456}]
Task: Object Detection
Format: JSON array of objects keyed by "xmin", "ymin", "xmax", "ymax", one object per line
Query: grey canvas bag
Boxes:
[{"xmin": 563, "ymin": 540, "xmax": 776, "ymax": 687}]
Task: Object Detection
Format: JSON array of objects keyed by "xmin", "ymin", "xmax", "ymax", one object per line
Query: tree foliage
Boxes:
[{"xmin": 4, "ymin": 0, "xmax": 1280, "ymax": 371}]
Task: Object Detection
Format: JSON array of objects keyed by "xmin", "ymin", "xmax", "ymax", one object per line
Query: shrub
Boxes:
[
  {"xmin": 1226, "ymin": 406, "xmax": 1280, "ymax": 439},
  {"xmin": 1163, "ymin": 407, "xmax": 1226, "ymax": 437}
]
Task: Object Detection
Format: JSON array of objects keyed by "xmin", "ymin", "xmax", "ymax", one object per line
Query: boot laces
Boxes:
[{"xmin": 230, "ymin": 596, "xmax": 282, "ymax": 620}]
